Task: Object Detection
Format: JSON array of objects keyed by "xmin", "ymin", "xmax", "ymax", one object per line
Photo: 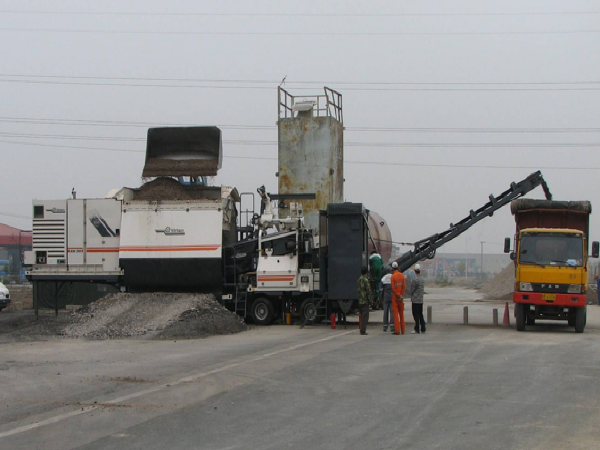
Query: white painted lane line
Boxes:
[{"xmin": 0, "ymin": 330, "xmax": 354, "ymax": 439}]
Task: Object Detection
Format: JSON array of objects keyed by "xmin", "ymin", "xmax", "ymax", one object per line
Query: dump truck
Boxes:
[{"xmin": 505, "ymin": 200, "xmax": 599, "ymax": 332}]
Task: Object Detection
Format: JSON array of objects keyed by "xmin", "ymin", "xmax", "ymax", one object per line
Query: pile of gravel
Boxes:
[
  {"xmin": 479, "ymin": 264, "xmax": 515, "ymax": 300},
  {"xmin": 62, "ymin": 293, "xmax": 247, "ymax": 339},
  {"xmin": 134, "ymin": 177, "xmax": 192, "ymax": 201}
]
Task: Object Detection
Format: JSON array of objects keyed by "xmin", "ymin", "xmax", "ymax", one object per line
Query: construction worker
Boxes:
[
  {"xmin": 369, "ymin": 250, "xmax": 383, "ymax": 307},
  {"xmin": 410, "ymin": 264, "xmax": 426, "ymax": 334},
  {"xmin": 357, "ymin": 267, "xmax": 372, "ymax": 335},
  {"xmin": 390, "ymin": 261, "xmax": 406, "ymax": 335},
  {"xmin": 379, "ymin": 268, "xmax": 393, "ymax": 332}
]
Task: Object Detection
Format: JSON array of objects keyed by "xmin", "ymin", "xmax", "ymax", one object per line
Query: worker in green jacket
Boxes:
[
  {"xmin": 369, "ymin": 250, "xmax": 384, "ymax": 307},
  {"xmin": 357, "ymin": 267, "xmax": 372, "ymax": 335}
]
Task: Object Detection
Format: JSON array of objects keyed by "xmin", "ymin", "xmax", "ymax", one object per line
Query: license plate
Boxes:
[{"xmin": 542, "ymin": 294, "xmax": 556, "ymax": 301}]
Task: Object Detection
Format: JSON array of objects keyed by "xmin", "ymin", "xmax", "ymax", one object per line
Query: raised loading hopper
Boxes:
[{"xmin": 142, "ymin": 126, "xmax": 223, "ymax": 178}]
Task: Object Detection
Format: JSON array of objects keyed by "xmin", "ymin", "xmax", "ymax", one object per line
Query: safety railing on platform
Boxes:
[{"xmin": 278, "ymin": 86, "xmax": 343, "ymax": 124}]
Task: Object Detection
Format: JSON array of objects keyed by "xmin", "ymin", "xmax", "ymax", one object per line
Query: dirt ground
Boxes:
[
  {"xmin": 0, "ymin": 293, "xmax": 247, "ymax": 343},
  {"xmin": 3, "ymin": 284, "xmax": 33, "ymax": 310}
]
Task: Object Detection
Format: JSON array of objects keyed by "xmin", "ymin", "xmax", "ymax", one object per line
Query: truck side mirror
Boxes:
[
  {"xmin": 503, "ymin": 237, "xmax": 511, "ymax": 253},
  {"xmin": 510, "ymin": 252, "xmax": 516, "ymax": 261},
  {"xmin": 592, "ymin": 241, "xmax": 599, "ymax": 258}
]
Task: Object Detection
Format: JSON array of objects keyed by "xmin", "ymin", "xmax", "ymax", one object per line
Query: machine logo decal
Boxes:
[
  {"xmin": 46, "ymin": 207, "xmax": 66, "ymax": 214},
  {"xmin": 155, "ymin": 227, "xmax": 185, "ymax": 235}
]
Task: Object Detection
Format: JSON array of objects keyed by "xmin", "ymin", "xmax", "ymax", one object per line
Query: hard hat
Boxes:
[
  {"xmin": 414, "ymin": 264, "xmax": 421, "ymax": 271},
  {"xmin": 391, "ymin": 262, "xmax": 398, "ymax": 269},
  {"xmin": 595, "ymin": 274, "xmax": 599, "ymax": 280}
]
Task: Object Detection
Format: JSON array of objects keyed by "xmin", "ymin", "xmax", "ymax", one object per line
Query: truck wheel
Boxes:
[
  {"xmin": 515, "ymin": 303, "xmax": 526, "ymax": 331},
  {"xmin": 251, "ymin": 298, "xmax": 274, "ymax": 326},
  {"xmin": 299, "ymin": 299, "xmax": 318, "ymax": 324},
  {"xmin": 575, "ymin": 307, "xmax": 586, "ymax": 333},
  {"xmin": 526, "ymin": 307, "xmax": 536, "ymax": 325}
]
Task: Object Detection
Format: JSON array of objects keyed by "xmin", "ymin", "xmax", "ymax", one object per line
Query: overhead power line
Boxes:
[
  {"xmin": 0, "ymin": 211, "xmax": 31, "ymax": 220},
  {"xmin": 0, "ymin": 132, "xmax": 598, "ymax": 148},
  {"xmin": 1, "ymin": 10, "xmax": 599, "ymax": 17},
  {"xmin": 0, "ymin": 79, "xmax": 599, "ymax": 91},
  {"xmin": 1, "ymin": 73, "xmax": 598, "ymax": 86},
  {"xmin": 0, "ymin": 138, "xmax": 598, "ymax": 171},
  {"xmin": 0, "ymin": 27, "xmax": 599, "ymax": 36},
  {"xmin": 0, "ymin": 116, "xmax": 600, "ymax": 133},
  {"xmin": 1, "ymin": 137, "xmax": 600, "ymax": 156},
  {"xmin": 1, "ymin": 117, "xmax": 598, "ymax": 133}
]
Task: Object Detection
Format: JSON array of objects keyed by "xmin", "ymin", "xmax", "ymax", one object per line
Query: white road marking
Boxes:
[{"xmin": 0, "ymin": 330, "xmax": 354, "ymax": 438}]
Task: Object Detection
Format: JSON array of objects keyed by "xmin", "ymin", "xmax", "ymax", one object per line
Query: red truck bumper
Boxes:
[{"xmin": 514, "ymin": 292, "xmax": 586, "ymax": 307}]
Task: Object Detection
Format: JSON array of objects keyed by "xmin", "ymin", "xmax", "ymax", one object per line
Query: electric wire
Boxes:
[
  {"xmin": 0, "ymin": 74, "xmax": 598, "ymax": 86},
  {"xmin": 0, "ymin": 28, "xmax": 599, "ymax": 36},
  {"xmin": 0, "ymin": 132, "xmax": 598, "ymax": 148},
  {"xmin": 1, "ymin": 10, "xmax": 599, "ymax": 17},
  {"xmin": 0, "ymin": 117, "xmax": 597, "ymax": 133},
  {"xmin": 0, "ymin": 138, "xmax": 598, "ymax": 171}
]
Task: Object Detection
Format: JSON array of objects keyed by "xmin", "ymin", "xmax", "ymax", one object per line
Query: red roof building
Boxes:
[{"xmin": 0, "ymin": 223, "xmax": 32, "ymax": 247}]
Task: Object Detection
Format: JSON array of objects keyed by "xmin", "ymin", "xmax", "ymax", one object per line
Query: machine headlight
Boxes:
[
  {"xmin": 0, "ymin": 293, "xmax": 4, "ymax": 299},
  {"xmin": 519, "ymin": 282, "xmax": 533, "ymax": 292},
  {"xmin": 567, "ymin": 284, "xmax": 582, "ymax": 294}
]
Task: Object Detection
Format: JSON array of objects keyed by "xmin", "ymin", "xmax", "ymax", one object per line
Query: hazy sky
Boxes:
[{"xmin": 1, "ymin": 0, "xmax": 598, "ymax": 254}]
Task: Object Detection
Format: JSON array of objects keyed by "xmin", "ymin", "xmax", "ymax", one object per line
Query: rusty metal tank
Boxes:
[
  {"xmin": 368, "ymin": 210, "xmax": 392, "ymax": 263},
  {"xmin": 277, "ymin": 87, "xmax": 343, "ymax": 231}
]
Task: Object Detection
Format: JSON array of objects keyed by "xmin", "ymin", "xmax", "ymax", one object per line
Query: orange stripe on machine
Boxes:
[{"xmin": 119, "ymin": 245, "xmax": 220, "ymax": 252}]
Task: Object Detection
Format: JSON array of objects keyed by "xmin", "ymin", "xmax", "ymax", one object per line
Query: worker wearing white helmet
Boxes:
[
  {"xmin": 410, "ymin": 264, "xmax": 426, "ymax": 334},
  {"xmin": 390, "ymin": 261, "xmax": 406, "ymax": 335}
]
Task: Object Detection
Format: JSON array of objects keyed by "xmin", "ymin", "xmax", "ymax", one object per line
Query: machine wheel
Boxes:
[
  {"xmin": 526, "ymin": 307, "xmax": 536, "ymax": 325},
  {"xmin": 299, "ymin": 298, "xmax": 318, "ymax": 324},
  {"xmin": 575, "ymin": 307, "xmax": 586, "ymax": 333},
  {"xmin": 515, "ymin": 303, "xmax": 526, "ymax": 331},
  {"xmin": 251, "ymin": 297, "xmax": 274, "ymax": 326},
  {"xmin": 0, "ymin": 308, "xmax": 3, "ymax": 312}
]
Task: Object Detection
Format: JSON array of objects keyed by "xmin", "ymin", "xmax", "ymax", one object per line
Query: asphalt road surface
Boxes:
[{"xmin": 1, "ymin": 288, "xmax": 599, "ymax": 450}]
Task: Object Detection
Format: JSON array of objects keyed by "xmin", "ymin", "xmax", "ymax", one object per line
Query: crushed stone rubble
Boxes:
[
  {"xmin": 61, "ymin": 292, "xmax": 247, "ymax": 340},
  {"xmin": 479, "ymin": 264, "xmax": 515, "ymax": 300}
]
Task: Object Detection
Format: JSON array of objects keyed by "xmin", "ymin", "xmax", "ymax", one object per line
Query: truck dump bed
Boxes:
[
  {"xmin": 511, "ymin": 199, "xmax": 591, "ymax": 239},
  {"xmin": 142, "ymin": 126, "xmax": 223, "ymax": 177}
]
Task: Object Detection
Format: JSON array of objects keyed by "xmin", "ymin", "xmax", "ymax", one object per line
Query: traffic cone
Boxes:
[{"xmin": 503, "ymin": 302, "xmax": 510, "ymax": 326}]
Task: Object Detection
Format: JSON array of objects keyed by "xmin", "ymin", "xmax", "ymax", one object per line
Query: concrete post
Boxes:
[
  {"xmin": 493, "ymin": 309, "xmax": 499, "ymax": 326},
  {"xmin": 463, "ymin": 306, "xmax": 469, "ymax": 325},
  {"xmin": 427, "ymin": 305, "xmax": 432, "ymax": 324}
]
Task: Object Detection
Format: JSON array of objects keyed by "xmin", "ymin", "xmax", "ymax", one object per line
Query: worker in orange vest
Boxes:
[{"xmin": 390, "ymin": 261, "xmax": 406, "ymax": 335}]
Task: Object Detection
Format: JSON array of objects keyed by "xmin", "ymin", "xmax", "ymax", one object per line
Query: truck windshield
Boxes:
[{"xmin": 519, "ymin": 232, "xmax": 583, "ymax": 267}]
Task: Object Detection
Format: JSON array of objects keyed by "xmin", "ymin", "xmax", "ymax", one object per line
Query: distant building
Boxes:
[
  {"xmin": 416, "ymin": 252, "xmax": 510, "ymax": 280},
  {"xmin": 0, "ymin": 223, "xmax": 32, "ymax": 277}
]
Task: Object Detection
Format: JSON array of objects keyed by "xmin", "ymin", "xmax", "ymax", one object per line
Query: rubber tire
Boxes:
[
  {"xmin": 515, "ymin": 303, "xmax": 526, "ymax": 332},
  {"xmin": 575, "ymin": 307, "xmax": 586, "ymax": 333},
  {"xmin": 526, "ymin": 307, "xmax": 536, "ymax": 325},
  {"xmin": 299, "ymin": 298, "xmax": 318, "ymax": 324},
  {"xmin": 251, "ymin": 297, "xmax": 274, "ymax": 326}
]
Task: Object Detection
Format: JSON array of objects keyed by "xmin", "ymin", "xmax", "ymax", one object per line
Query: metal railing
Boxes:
[{"xmin": 278, "ymin": 86, "xmax": 343, "ymax": 123}]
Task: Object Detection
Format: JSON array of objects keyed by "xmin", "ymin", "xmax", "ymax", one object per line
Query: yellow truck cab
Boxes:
[{"xmin": 506, "ymin": 200, "xmax": 599, "ymax": 332}]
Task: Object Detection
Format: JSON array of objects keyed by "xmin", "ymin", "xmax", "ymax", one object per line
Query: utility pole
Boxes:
[
  {"xmin": 465, "ymin": 237, "xmax": 470, "ymax": 280},
  {"xmin": 480, "ymin": 241, "xmax": 484, "ymax": 281}
]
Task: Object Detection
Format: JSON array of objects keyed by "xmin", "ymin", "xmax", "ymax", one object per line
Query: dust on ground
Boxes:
[
  {"xmin": 479, "ymin": 264, "xmax": 515, "ymax": 300},
  {"xmin": 0, "ymin": 293, "xmax": 247, "ymax": 343}
]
